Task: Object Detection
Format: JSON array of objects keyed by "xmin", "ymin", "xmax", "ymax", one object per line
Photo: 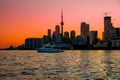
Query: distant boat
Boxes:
[{"xmin": 36, "ymin": 43, "xmax": 64, "ymax": 53}]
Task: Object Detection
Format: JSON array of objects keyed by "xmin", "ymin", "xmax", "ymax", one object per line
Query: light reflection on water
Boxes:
[{"xmin": 0, "ymin": 50, "xmax": 120, "ymax": 80}]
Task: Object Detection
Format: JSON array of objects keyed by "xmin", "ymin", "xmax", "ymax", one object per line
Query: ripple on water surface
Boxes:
[{"xmin": 0, "ymin": 50, "xmax": 120, "ymax": 80}]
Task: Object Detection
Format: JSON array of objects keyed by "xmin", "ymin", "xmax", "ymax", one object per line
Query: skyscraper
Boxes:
[
  {"xmin": 103, "ymin": 16, "xmax": 115, "ymax": 40},
  {"xmin": 70, "ymin": 30, "xmax": 76, "ymax": 44},
  {"xmin": 48, "ymin": 29, "xmax": 51, "ymax": 38},
  {"xmin": 63, "ymin": 31, "xmax": 69, "ymax": 43},
  {"xmin": 55, "ymin": 25, "xmax": 62, "ymax": 43},
  {"xmin": 60, "ymin": 10, "xmax": 64, "ymax": 36},
  {"xmin": 115, "ymin": 28, "xmax": 120, "ymax": 38},
  {"xmin": 52, "ymin": 31, "xmax": 56, "ymax": 41},
  {"xmin": 81, "ymin": 22, "xmax": 89, "ymax": 44},
  {"xmin": 55, "ymin": 25, "xmax": 60, "ymax": 36},
  {"xmin": 64, "ymin": 31, "xmax": 69, "ymax": 39},
  {"xmin": 88, "ymin": 31, "xmax": 98, "ymax": 45},
  {"xmin": 70, "ymin": 30, "xmax": 76, "ymax": 39}
]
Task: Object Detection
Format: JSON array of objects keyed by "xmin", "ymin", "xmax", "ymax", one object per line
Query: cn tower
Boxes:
[{"xmin": 60, "ymin": 10, "xmax": 64, "ymax": 36}]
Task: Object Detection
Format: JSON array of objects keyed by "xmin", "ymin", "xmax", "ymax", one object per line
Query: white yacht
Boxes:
[{"xmin": 36, "ymin": 43, "xmax": 64, "ymax": 53}]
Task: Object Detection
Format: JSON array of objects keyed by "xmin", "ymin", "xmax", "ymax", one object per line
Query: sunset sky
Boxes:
[{"xmin": 0, "ymin": 0, "xmax": 120, "ymax": 48}]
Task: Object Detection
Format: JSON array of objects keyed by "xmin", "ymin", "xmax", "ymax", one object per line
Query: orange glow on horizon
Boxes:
[{"xmin": 0, "ymin": 0, "xmax": 120, "ymax": 48}]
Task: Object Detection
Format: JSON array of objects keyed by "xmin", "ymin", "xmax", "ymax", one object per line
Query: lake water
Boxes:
[{"xmin": 0, "ymin": 50, "xmax": 120, "ymax": 80}]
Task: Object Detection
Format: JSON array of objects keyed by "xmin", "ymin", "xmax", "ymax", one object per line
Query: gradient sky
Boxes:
[{"xmin": 0, "ymin": 0, "xmax": 120, "ymax": 48}]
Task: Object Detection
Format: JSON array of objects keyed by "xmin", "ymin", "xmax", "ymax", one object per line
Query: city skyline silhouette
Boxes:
[
  {"xmin": 0, "ymin": 0, "xmax": 120, "ymax": 49},
  {"xmin": 1, "ymin": 14, "xmax": 120, "ymax": 50}
]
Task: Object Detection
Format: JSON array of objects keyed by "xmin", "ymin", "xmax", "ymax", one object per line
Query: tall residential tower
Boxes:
[
  {"xmin": 81, "ymin": 22, "xmax": 89, "ymax": 44},
  {"xmin": 103, "ymin": 16, "xmax": 115, "ymax": 40}
]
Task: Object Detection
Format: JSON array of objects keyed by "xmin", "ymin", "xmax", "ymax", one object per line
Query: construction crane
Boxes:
[{"xmin": 103, "ymin": 12, "xmax": 111, "ymax": 16}]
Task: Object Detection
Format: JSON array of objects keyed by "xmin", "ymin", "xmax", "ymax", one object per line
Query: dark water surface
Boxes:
[{"xmin": 0, "ymin": 50, "xmax": 120, "ymax": 80}]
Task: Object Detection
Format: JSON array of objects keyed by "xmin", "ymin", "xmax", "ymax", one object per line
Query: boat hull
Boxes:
[{"xmin": 37, "ymin": 48, "xmax": 64, "ymax": 53}]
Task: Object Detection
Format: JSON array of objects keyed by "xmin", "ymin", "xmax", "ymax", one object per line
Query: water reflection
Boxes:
[
  {"xmin": 79, "ymin": 50, "xmax": 106, "ymax": 79},
  {"xmin": 103, "ymin": 50, "xmax": 120, "ymax": 79},
  {"xmin": 103, "ymin": 50, "xmax": 112, "ymax": 79},
  {"xmin": 0, "ymin": 50, "xmax": 120, "ymax": 80}
]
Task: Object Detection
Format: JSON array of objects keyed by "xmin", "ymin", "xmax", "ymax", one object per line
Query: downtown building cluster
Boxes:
[{"xmin": 13, "ymin": 13, "xmax": 120, "ymax": 50}]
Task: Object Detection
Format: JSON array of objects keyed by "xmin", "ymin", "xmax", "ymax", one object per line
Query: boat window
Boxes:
[
  {"xmin": 53, "ymin": 47, "xmax": 60, "ymax": 49},
  {"xmin": 45, "ymin": 46, "xmax": 51, "ymax": 48}
]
